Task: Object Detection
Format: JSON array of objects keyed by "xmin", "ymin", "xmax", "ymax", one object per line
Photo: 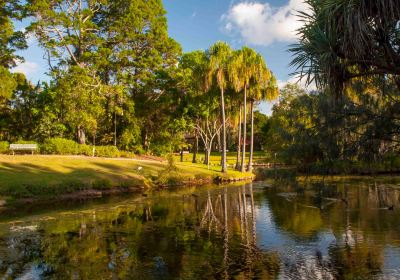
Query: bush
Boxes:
[
  {"xmin": 41, "ymin": 138, "xmax": 79, "ymax": 155},
  {"xmin": 77, "ymin": 144, "xmax": 93, "ymax": 156},
  {"xmin": 15, "ymin": 140, "xmax": 38, "ymax": 144},
  {"xmin": 0, "ymin": 141, "xmax": 9, "ymax": 154},
  {"xmin": 94, "ymin": 146, "xmax": 120, "ymax": 158},
  {"xmin": 120, "ymin": 150, "xmax": 136, "ymax": 158},
  {"xmin": 41, "ymin": 138, "xmax": 94, "ymax": 156}
]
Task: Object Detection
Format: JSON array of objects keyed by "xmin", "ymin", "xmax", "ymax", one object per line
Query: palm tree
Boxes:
[
  {"xmin": 229, "ymin": 47, "xmax": 259, "ymax": 172},
  {"xmin": 207, "ymin": 42, "xmax": 233, "ymax": 173},
  {"xmin": 229, "ymin": 50, "xmax": 245, "ymax": 171},
  {"xmin": 290, "ymin": 0, "xmax": 400, "ymax": 94},
  {"xmin": 248, "ymin": 64, "xmax": 278, "ymax": 172}
]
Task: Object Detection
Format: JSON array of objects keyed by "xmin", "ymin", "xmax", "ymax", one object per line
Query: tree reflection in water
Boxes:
[{"xmin": 0, "ymin": 179, "xmax": 400, "ymax": 279}]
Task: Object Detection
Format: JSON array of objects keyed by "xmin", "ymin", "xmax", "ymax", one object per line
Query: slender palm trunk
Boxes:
[
  {"xmin": 235, "ymin": 104, "xmax": 242, "ymax": 170},
  {"xmin": 220, "ymin": 87, "xmax": 227, "ymax": 173},
  {"xmin": 114, "ymin": 110, "xmax": 117, "ymax": 146},
  {"xmin": 241, "ymin": 86, "xmax": 247, "ymax": 172},
  {"xmin": 248, "ymin": 99, "xmax": 254, "ymax": 172}
]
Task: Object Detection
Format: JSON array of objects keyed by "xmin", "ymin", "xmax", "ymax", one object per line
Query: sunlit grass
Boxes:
[
  {"xmin": 0, "ymin": 155, "xmax": 255, "ymax": 200},
  {"xmin": 174, "ymin": 151, "xmax": 270, "ymax": 165}
]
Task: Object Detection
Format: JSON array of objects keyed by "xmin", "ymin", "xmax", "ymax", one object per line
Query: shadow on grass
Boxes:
[{"xmin": 0, "ymin": 161, "xmax": 148, "ymax": 199}]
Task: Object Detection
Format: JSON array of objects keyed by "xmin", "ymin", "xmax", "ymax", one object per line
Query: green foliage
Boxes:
[
  {"xmin": 94, "ymin": 146, "xmax": 120, "ymax": 158},
  {"xmin": 0, "ymin": 0, "xmax": 27, "ymax": 68},
  {"xmin": 0, "ymin": 67, "xmax": 17, "ymax": 99},
  {"xmin": 14, "ymin": 140, "xmax": 37, "ymax": 144},
  {"xmin": 290, "ymin": 0, "xmax": 400, "ymax": 94},
  {"xmin": 41, "ymin": 138, "xmax": 92, "ymax": 156},
  {"xmin": 166, "ymin": 153, "xmax": 177, "ymax": 171},
  {"xmin": 0, "ymin": 141, "xmax": 9, "ymax": 154}
]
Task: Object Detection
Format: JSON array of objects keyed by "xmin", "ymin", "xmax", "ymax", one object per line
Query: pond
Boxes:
[{"xmin": 1, "ymin": 177, "xmax": 400, "ymax": 279}]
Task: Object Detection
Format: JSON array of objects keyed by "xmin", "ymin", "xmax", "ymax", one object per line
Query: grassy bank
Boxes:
[
  {"xmin": 175, "ymin": 151, "xmax": 270, "ymax": 165},
  {"xmin": 0, "ymin": 155, "xmax": 254, "ymax": 202}
]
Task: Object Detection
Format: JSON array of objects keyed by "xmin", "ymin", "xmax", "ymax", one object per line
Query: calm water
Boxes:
[{"xmin": 1, "ymin": 177, "xmax": 400, "ymax": 279}]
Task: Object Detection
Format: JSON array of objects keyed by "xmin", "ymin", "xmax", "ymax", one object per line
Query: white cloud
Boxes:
[
  {"xmin": 278, "ymin": 75, "xmax": 317, "ymax": 91},
  {"xmin": 222, "ymin": 0, "xmax": 309, "ymax": 46},
  {"xmin": 191, "ymin": 11, "xmax": 197, "ymax": 19},
  {"xmin": 12, "ymin": 61, "xmax": 39, "ymax": 76}
]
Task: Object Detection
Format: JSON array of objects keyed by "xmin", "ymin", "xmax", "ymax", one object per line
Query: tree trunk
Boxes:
[
  {"xmin": 241, "ymin": 86, "xmax": 247, "ymax": 172},
  {"xmin": 77, "ymin": 126, "xmax": 86, "ymax": 144},
  {"xmin": 204, "ymin": 148, "xmax": 208, "ymax": 165},
  {"xmin": 180, "ymin": 149, "xmax": 184, "ymax": 162},
  {"xmin": 217, "ymin": 128, "xmax": 221, "ymax": 152},
  {"xmin": 220, "ymin": 87, "xmax": 227, "ymax": 173},
  {"xmin": 248, "ymin": 100, "xmax": 254, "ymax": 172},
  {"xmin": 114, "ymin": 110, "xmax": 117, "ymax": 146},
  {"xmin": 192, "ymin": 130, "xmax": 198, "ymax": 163},
  {"xmin": 235, "ymin": 104, "xmax": 242, "ymax": 170}
]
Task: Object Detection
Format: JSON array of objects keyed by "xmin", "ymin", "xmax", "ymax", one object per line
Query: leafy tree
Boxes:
[{"xmin": 55, "ymin": 67, "xmax": 105, "ymax": 144}]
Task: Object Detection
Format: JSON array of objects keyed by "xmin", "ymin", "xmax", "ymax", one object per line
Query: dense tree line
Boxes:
[
  {"xmin": 0, "ymin": 0, "xmax": 277, "ymax": 173},
  {"xmin": 267, "ymin": 0, "xmax": 400, "ymax": 173}
]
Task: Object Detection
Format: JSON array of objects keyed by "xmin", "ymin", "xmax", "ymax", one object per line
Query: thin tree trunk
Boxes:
[
  {"xmin": 220, "ymin": 87, "xmax": 227, "ymax": 173},
  {"xmin": 204, "ymin": 149, "xmax": 209, "ymax": 165},
  {"xmin": 241, "ymin": 86, "xmax": 247, "ymax": 172},
  {"xmin": 248, "ymin": 100, "xmax": 254, "ymax": 172},
  {"xmin": 114, "ymin": 110, "xmax": 117, "ymax": 146},
  {"xmin": 192, "ymin": 130, "xmax": 198, "ymax": 163},
  {"xmin": 236, "ymin": 104, "xmax": 242, "ymax": 170}
]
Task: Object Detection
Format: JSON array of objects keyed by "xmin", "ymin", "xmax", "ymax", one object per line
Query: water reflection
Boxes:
[{"xmin": 0, "ymin": 179, "xmax": 399, "ymax": 279}]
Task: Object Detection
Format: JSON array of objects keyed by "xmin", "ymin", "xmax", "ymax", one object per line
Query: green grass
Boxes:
[
  {"xmin": 0, "ymin": 155, "xmax": 254, "ymax": 200},
  {"xmin": 174, "ymin": 151, "xmax": 270, "ymax": 165}
]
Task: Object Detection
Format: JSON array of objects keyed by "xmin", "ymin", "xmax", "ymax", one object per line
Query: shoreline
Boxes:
[
  {"xmin": 3, "ymin": 176, "xmax": 256, "ymax": 207},
  {"xmin": 0, "ymin": 154, "xmax": 256, "ymax": 207}
]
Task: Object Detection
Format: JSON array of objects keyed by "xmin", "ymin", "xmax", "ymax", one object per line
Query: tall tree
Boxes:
[
  {"xmin": 248, "ymin": 60, "xmax": 278, "ymax": 171},
  {"xmin": 207, "ymin": 42, "xmax": 232, "ymax": 173},
  {"xmin": 0, "ymin": 0, "xmax": 26, "ymax": 99},
  {"xmin": 230, "ymin": 47, "xmax": 258, "ymax": 172},
  {"xmin": 27, "ymin": 0, "xmax": 105, "ymax": 143}
]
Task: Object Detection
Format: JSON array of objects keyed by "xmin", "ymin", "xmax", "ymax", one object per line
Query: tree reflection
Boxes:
[{"xmin": 0, "ymin": 185, "xmax": 280, "ymax": 279}]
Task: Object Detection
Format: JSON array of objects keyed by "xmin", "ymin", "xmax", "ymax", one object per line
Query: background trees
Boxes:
[{"xmin": 1, "ymin": 0, "xmax": 278, "ymax": 174}]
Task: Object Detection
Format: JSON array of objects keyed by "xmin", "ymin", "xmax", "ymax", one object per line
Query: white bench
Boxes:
[{"xmin": 9, "ymin": 144, "xmax": 37, "ymax": 155}]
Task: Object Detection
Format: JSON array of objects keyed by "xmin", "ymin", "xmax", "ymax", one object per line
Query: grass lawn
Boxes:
[
  {"xmin": 174, "ymin": 151, "xmax": 270, "ymax": 166},
  {"xmin": 0, "ymin": 155, "xmax": 254, "ymax": 200}
]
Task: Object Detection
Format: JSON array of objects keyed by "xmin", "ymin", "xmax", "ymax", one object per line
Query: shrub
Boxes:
[
  {"xmin": 41, "ymin": 138, "xmax": 79, "ymax": 155},
  {"xmin": 94, "ymin": 145, "xmax": 120, "ymax": 158},
  {"xmin": 120, "ymin": 150, "xmax": 136, "ymax": 158},
  {"xmin": 0, "ymin": 141, "xmax": 9, "ymax": 154},
  {"xmin": 15, "ymin": 140, "xmax": 37, "ymax": 144},
  {"xmin": 77, "ymin": 144, "xmax": 93, "ymax": 156},
  {"xmin": 41, "ymin": 138, "xmax": 93, "ymax": 156}
]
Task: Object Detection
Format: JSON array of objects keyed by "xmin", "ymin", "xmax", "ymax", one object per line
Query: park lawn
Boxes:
[
  {"xmin": 175, "ymin": 151, "xmax": 270, "ymax": 165},
  {"xmin": 0, "ymin": 155, "xmax": 253, "ymax": 200}
]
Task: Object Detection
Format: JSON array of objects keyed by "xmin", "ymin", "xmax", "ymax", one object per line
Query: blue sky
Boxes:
[{"xmin": 13, "ymin": 0, "xmax": 309, "ymax": 114}]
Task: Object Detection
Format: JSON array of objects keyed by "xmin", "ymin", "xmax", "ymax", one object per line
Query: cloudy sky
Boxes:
[{"xmin": 13, "ymin": 0, "xmax": 310, "ymax": 113}]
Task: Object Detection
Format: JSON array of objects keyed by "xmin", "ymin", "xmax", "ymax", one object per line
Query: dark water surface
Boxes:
[{"xmin": 1, "ymin": 177, "xmax": 400, "ymax": 279}]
